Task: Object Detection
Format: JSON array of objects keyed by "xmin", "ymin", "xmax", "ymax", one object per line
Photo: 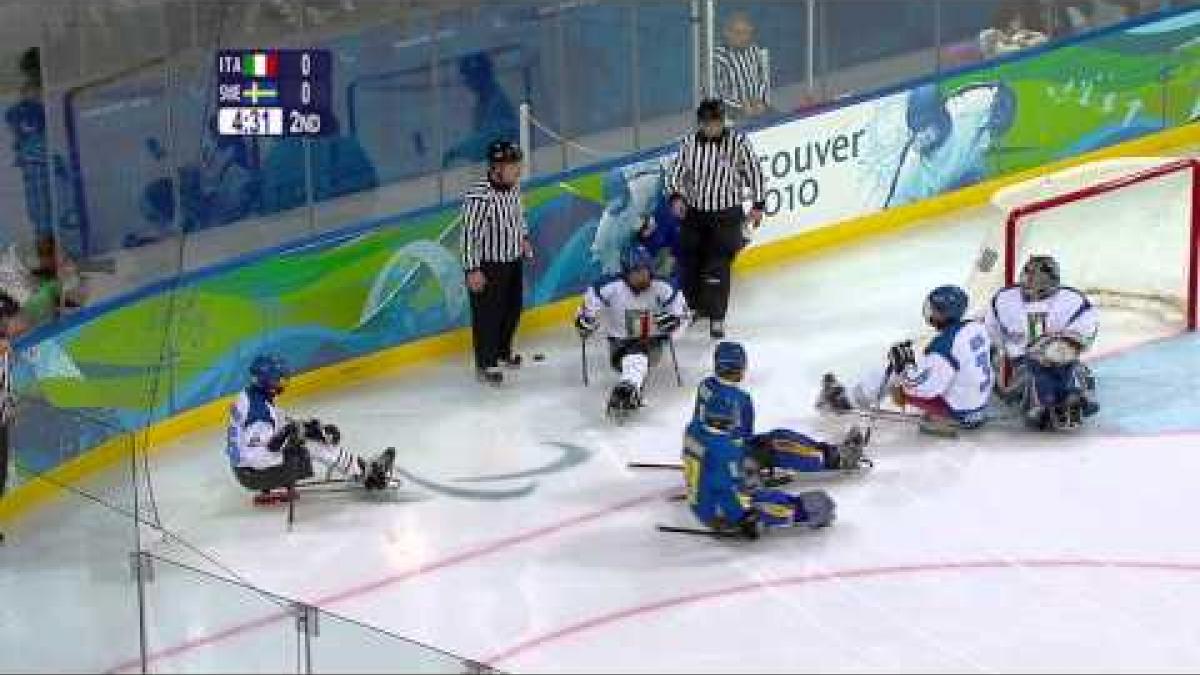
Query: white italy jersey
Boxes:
[
  {"xmin": 985, "ymin": 286, "xmax": 1098, "ymax": 359},
  {"xmin": 901, "ymin": 320, "xmax": 994, "ymax": 415},
  {"xmin": 581, "ymin": 276, "xmax": 688, "ymax": 340}
]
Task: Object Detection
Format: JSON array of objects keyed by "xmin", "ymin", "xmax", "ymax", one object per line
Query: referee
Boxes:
[
  {"xmin": 0, "ymin": 292, "xmax": 20, "ymax": 544},
  {"xmin": 713, "ymin": 12, "xmax": 771, "ymax": 120},
  {"xmin": 666, "ymin": 98, "xmax": 766, "ymax": 339},
  {"xmin": 461, "ymin": 139, "xmax": 532, "ymax": 385}
]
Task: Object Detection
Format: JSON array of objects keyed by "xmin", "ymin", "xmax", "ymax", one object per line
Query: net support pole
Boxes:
[
  {"xmin": 519, "ymin": 101, "xmax": 532, "ymax": 179},
  {"xmin": 690, "ymin": 0, "xmax": 702, "ymax": 107},
  {"xmin": 704, "ymin": 0, "xmax": 715, "ymax": 98},
  {"xmin": 1003, "ymin": 212, "xmax": 1018, "ymax": 289},
  {"xmin": 806, "ymin": 0, "xmax": 816, "ymax": 89}
]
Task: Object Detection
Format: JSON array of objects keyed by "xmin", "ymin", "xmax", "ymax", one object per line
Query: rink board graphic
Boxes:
[{"xmin": 5, "ymin": 9, "xmax": 1200, "ymax": 520}]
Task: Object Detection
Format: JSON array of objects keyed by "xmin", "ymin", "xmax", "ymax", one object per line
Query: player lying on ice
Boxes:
[
  {"xmin": 684, "ymin": 390, "xmax": 837, "ymax": 540},
  {"xmin": 986, "ymin": 255, "xmax": 1099, "ymax": 431},
  {"xmin": 695, "ymin": 340, "xmax": 871, "ymax": 479},
  {"xmin": 574, "ymin": 243, "xmax": 689, "ymax": 418},
  {"xmin": 819, "ymin": 285, "xmax": 993, "ymax": 435},
  {"xmin": 226, "ymin": 355, "xmax": 396, "ymax": 504}
]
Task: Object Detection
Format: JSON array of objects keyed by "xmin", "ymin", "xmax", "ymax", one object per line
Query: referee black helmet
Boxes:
[
  {"xmin": 696, "ymin": 98, "xmax": 726, "ymax": 123},
  {"xmin": 487, "ymin": 139, "xmax": 523, "ymax": 165}
]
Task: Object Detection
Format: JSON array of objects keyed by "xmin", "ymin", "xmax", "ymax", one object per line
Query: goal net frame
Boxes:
[{"xmin": 998, "ymin": 157, "xmax": 1200, "ymax": 331}]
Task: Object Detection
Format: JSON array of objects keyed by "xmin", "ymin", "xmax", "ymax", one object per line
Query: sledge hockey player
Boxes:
[
  {"xmin": 575, "ymin": 244, "xmax": 689, "ymax": 418},
  {"xmin": 694, "ymin": 341, "xmax": 870, "ymax": 477},
  {"xmin": 819, "ymin": 285, "xmax": 993, "ymax": 434},
  {"xmin": 636, "ymin": 211, "xmax": 682, "ymax": 286},
  {"xmin": 227, "ymin": 355, "xmax": 396, "ymax": 504},
  {"xmin": 986, "ymin": 255, "xmax": 1099, "ymax": 431},
  {"xmin": 683, "ymin": 391, "xmax": 836, "ymax": 540}
]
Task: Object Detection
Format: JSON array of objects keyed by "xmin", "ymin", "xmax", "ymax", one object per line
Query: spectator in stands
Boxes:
[
  {"xmin": 4, "ymin": 48, "xmax": 51, "ymax": 240},
  {"xmin": 979, "ymin": 0, "xmax": 1050, "ymax": 59},
  {"xmin": 126, "ymin": 137, "xmax": 176, "ymax": 248},
  {"xmin": 442, "ymin": 52, "xmax": 519, "ymax": 168},
  {"xmin": 713, "ymin": 12, "xmax": 771, "ymax": 121},
  {"xmin": 30, "ymin": 234, "xmax": 83, "ymax": 316},
  {"xmin": 127, "ymin": 115, "xmax": 261, "ymax": 246},
  {"xmin": 0, "ymin": 234, "xmax": 81, "ymax": 328},
  {"xmin": 1056, "ymin": 0, "xmax": 1147, "ymax": 34},
  {"xmin": 259, "ymin": 113, "xmax": 378, "ymax": 213},
  {"xmin": 178, "ymin": 117, "xmax": 261, "ymax": 233}
]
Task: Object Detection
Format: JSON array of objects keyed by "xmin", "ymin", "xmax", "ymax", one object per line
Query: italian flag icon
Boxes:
[{"xmin": 242, "ymin": 52, "xmax": 278, "ymax": 78}]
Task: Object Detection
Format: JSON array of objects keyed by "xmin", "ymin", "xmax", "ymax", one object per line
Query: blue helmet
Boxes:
[
  {"xmin": 1020, "ymin": 255, "xmax": 1061, "ymax": 301},
  {"xmin": 620, "ymin": 243, "xmax": 654, "ymax": 275},
  {"xmin": 924, "ymin": 285, "xmax": 968, "ymax": 328},
  {"xmin": 703, "ymin": 391, "xmax": 739, "ymax": 430},
  {"xmin": 714, "ymin": 341, "xmax": 747, "ymax": 379},
  {"xmin": 249, "ymin": 354, "xmax": 289, "ymax": 395}
]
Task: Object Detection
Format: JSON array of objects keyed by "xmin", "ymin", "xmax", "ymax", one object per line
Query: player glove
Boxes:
[
  {"xmin": 268, "ymin": 420, "xmax": 301, "ymax": 452},
  {"xmin": 322, "ymin": 424, "xmax": 341, "ymax": 446},
  {"xmin": 302, "ymin": 418, "xmax": 328, "ymax": 443},
  {"xmin": 887, "ymin": 340, "xmax": 916, "ymax": 374},
  {"xmin": 575, "ymin": 311, "xmax": 598, "ymax": 338}
]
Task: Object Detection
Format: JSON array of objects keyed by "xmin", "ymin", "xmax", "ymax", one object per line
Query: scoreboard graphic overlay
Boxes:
[{"xmin": 216, "ymin": 49, "xmax": 332, "ymax": 137}]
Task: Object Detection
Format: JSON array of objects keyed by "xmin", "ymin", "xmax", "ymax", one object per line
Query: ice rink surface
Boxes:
[{"xmin": 4, "ymin": 207, "xmax": 1200, "ymax": 673}]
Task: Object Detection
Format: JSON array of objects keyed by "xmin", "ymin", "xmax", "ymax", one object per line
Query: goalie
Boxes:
[{"xmin": 986, "ymin": 255, "xmax": 1099, "ymax": 431}]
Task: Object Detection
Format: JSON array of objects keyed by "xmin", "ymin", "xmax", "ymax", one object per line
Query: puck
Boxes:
[{"xmin": 533, "ymin": 353, "xmax": 546, "ymax": 362}]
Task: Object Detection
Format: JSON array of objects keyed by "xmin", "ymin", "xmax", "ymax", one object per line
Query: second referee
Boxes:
[
  {"xmin": 461, "ymin": 139, "xmax": 532, "ymax": 385},
  {"xmin": 666, "ymin": 98, "xmax": 766, "ymax": 339}
]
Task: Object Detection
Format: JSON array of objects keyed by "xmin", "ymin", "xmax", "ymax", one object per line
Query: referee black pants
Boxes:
[
  {"xmin": 679, "ymin": 206, "xmax": 746, "ymax": 322},
  {"xmin": 468, "ymin": 260, "xmax": 524, "ymax": 370},
  {"xmin": 0, "ymin": 422, "xmax": 8, "ymax": 504}
]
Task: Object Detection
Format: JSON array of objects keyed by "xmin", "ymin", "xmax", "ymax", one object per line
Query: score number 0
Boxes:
[{"xmin": 290, "ymin": 52, "xmax": 321, "ymax": 134}]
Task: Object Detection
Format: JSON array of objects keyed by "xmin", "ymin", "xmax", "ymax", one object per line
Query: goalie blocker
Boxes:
[{"xmin": 986, "ymin": 255, "xmax": 1100, "ymax": 431}]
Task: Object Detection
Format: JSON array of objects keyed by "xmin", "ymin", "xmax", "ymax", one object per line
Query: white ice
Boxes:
[{"xmin": 4, "ymin": 207, "xmax": 1200, "ymax": 674}]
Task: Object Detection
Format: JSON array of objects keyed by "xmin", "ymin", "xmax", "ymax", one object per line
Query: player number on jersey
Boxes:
[
  {"xmin": 682, "ymin": 454, "xmax": 701, "ymax": 506},
  {"xmin": 969, "ymin": 334, "xmax": 992, "ymax": 394}
]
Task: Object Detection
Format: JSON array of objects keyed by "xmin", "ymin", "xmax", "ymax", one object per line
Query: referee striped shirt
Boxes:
[
  {"xmin": 666, "ymin": 129, "xmax": 766, "ymax": 212},
  {"xmin": 460, "ymin": 177, "xmax": 529, "ymax": 271},
  {"xmin": 713, "ymin": 44, "xmax": 770, "ymax": 112}
]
